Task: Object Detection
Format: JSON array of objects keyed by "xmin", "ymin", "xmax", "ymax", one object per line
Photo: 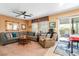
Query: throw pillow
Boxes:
[{"xmin": 12, "ymin": 32, "xmax": 16, "ymax": 37}]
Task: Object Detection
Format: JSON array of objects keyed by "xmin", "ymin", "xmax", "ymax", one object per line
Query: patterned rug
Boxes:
[{"xmin": 54, "ymin": 40, "xmax": 79, "ymax": 56}]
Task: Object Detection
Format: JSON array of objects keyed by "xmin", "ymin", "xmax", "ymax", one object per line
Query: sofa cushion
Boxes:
[{"xmin": 6, "ymin": 33, "xmax": 11, "ymax": 39}]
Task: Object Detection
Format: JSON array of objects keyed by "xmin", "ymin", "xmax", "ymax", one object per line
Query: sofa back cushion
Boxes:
[
  {"xmin": 0, "ymin": 33, "xmax": 7, "ymax": 41},
  {"xmin": 27, "ymin": 32, "xmax": 35, "ymax": 36},
  {"xmin": 6, "ymin": 33, "xmax": 11, "ymax": 39}
]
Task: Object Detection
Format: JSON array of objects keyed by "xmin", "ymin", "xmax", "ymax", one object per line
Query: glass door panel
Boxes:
[
  {"xmin": 59, "ymin": 17, "xmax": 71, "ymax": 38},
  {"xmin": 72, "ymin": 17, "xmax": 79, "ymax": 34}
]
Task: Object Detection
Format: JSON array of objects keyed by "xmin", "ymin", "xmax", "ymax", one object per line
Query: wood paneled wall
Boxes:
[
  {"xmin": 26, "ymin": 20, "xmax": 32, "ymax": 32},
  {"xmin": 0, "ymin": 15, "xmax": 31, "ymax": 32}
]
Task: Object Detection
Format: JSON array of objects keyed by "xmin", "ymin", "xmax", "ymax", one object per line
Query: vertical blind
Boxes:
[
  {"xmin": 32, "ymin": 16, "xmax": 49, "ymax": 33},
  {"xmin": 32, "ymin": 21, "xmax": 49, "ymax": 33},
  {"xmin": 38, "ymin": 21, "xmax": 49, "ymax": 33},
  {"xmin": 32, "ymin": 23, "xmax": 38, "ymax": 33}
]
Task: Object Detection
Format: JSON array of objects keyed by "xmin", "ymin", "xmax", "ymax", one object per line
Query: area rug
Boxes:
[
  {"xmin": 54, "ymin": 41, "xmax": 79, "ymax": 56},
  {"xmin": 0, "ymin": 41, "xmax": 48, "ymax": 56}
]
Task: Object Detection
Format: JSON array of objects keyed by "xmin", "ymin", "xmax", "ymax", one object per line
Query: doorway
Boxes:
[
  {"xmin": 58, "ymin": 17, "xmax": 71, "ymax": 39},
  {"xmin": 58, "ymin": 16, "xmax": 79, "ymax": 39}
]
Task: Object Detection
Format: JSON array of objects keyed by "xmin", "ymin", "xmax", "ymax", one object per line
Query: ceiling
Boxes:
[{"xmin": 0, "ymin": 3, "xmax": 79, "ymax": 20}]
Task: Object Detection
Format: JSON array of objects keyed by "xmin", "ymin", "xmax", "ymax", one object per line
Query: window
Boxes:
[
  {"xmin": 32, "ymin": 23, "xmax": 38, "ymax": 33},
  {"xmin": 39, "ymin": 21, "xmax": 49, "ymax": 33},
  {"xmin": 32, "ymin": 21, "xmax": 49, "ymax": 33}
]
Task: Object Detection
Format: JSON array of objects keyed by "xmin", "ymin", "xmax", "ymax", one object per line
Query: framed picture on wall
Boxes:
[
  {"xmin": 49, "ymin": 22, "xmax": 56, "ymax": 29},
  {"xmin": 5, "ymin": 21, "xmax": 19, "ymax": 31},
  {"xmin": 6, "ymin": 21, "xmax": 13, "ymax": 31},
  {"xmin": 21, "ymin": 24, "xmax": 26, "ymax": 30},
  {"xmin": 12, "ymin": 23, "xmax": 19, "ymax": 31}
]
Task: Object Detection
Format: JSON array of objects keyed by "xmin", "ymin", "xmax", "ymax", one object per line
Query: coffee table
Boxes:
[{"xmin": 18, "ymin": 35, "xmax": 31, "ymax": 45}]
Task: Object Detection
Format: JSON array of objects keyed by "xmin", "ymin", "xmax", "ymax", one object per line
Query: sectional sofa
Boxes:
[{"xmin": 0, "ymin": 32, "xmax": 37, "ymax": 45}]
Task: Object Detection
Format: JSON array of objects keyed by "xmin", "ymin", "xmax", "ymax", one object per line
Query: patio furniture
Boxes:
[{"xmin": 69, "ymin": 34, "xmax": 79, "ymax": 53}]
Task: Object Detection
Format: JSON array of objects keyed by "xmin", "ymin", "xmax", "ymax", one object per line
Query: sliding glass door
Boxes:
[
  {"xmin": 58, "ymin": 16, "xmax": 79, "ymax": 38},
  {"xmin": 59, "ymin": 17, "xmax": 71, "ymax": 38}
]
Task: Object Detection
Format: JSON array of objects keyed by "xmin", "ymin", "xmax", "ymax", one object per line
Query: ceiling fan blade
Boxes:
[
  {"xmin": 25, "ymin": 15, "xmax": 31, "ymax": 17},
  {"xmin": 16, "ymin": 14, "xmax": 22, "ymax": 17},
  {"xmin": 12, "ymin": 10, "xmax": 23, "ymax": 14},
  {"xmin": 12, "ymin": 11, "xmax": 21, "ymax": 14}
]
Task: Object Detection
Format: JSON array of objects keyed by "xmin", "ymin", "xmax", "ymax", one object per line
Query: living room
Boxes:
[{"xmin": 0, "ymin": 3, "xmax": 79, "ymax": 56}]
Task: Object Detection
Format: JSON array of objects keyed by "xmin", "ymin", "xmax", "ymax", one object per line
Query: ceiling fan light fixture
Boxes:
[{"xmin": 12, "ymin": 9, "xmax": 32, "ymax": 19}]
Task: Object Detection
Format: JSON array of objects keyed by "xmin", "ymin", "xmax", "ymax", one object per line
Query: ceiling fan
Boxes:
[{"xmin": 12, "ymin": 10, "xmax": 32, "ymax": 19}]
